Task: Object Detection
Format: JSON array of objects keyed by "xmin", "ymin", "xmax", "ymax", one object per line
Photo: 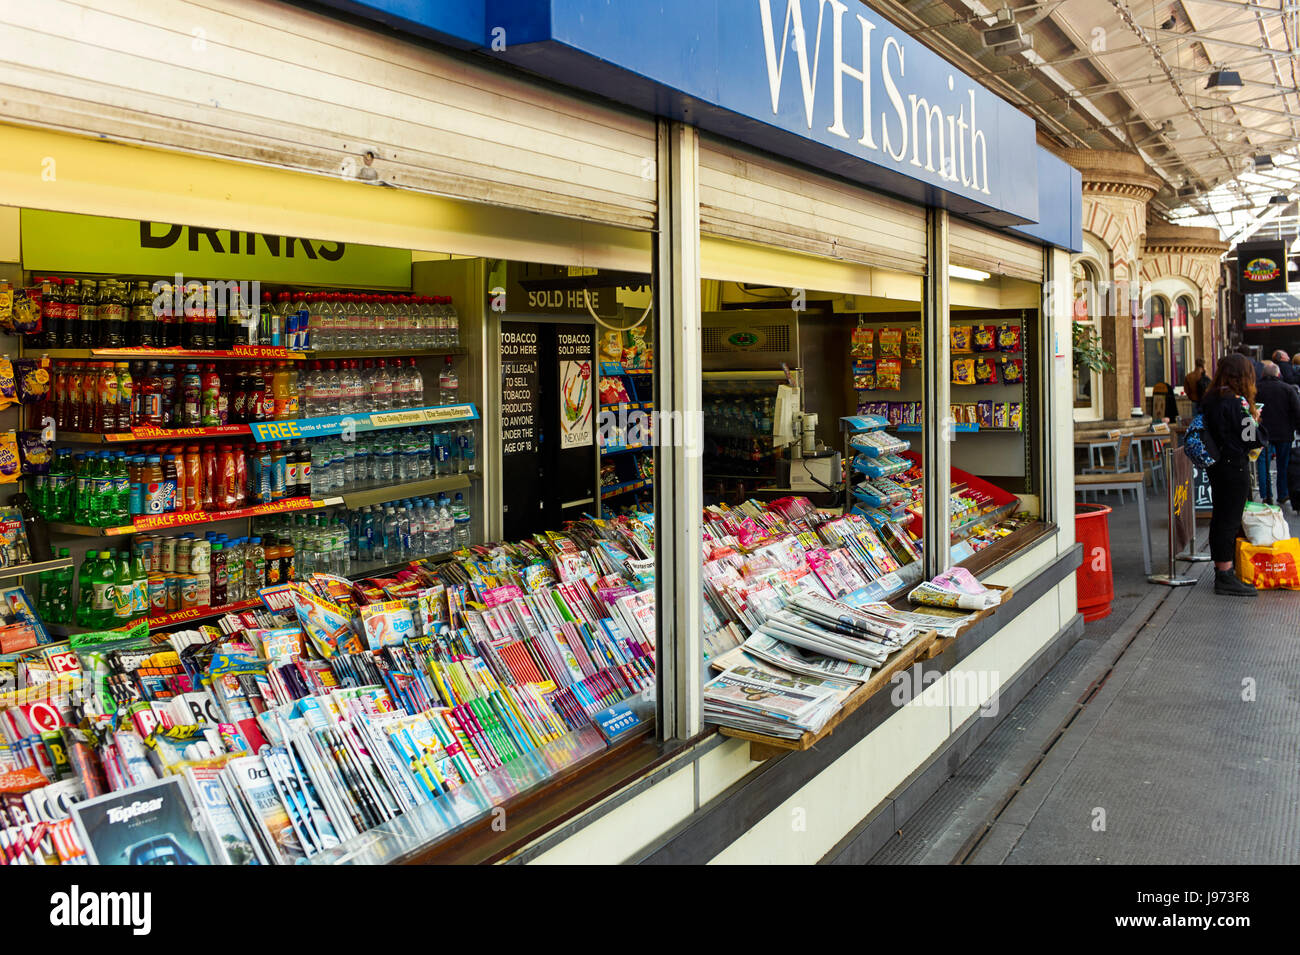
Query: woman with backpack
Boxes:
[{"xmin": 1197, "ymin": 353, "xmax": 1263, "ymax": 596}]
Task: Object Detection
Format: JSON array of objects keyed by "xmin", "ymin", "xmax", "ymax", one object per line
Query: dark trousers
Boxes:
[
  {"xmin": 1208, "ymin": 460, "xmax": 1251, "ymax": 563},
  {"xmin": 1256, "ymin": 439, "xmax": 1293, "ymax": 501}
]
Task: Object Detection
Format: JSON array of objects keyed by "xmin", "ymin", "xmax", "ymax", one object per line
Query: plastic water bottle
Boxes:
[
  {"xmin": 439, "ymin": 358, "xmax": 458, "ymax": 405},
  {"xmin": 453, "ymin": 493, "xmax": 471, "ymax": 549},
  {"xmin": 431, "ymin": 426, "xmax": 451, "ymax": 477},
  {"xmin": 457, "ymin": 423, "xmax": 476, "ymax": 474}
]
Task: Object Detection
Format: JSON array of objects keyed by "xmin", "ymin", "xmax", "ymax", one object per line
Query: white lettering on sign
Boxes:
[{"xmin": 758, "ymin": 0, "xmax": 990, "ymax": 193}]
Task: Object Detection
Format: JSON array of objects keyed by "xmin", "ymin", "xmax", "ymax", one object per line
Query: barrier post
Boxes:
[{"xmin": 1149, "ymin": 444, "xmax": 1197, "ymax": 587}]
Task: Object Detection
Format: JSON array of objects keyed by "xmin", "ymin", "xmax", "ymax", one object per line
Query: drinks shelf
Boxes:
[
  {"xmin": 337, "ymin": 474, "xmax": 472, "ymax": 510},
  {"xmin": 0, "ymin": 556, "xmax": 75, "ymax": 581},
  {"xmin": 147, "ymin": 598, "xmax": 265, "ymax": 631},
  {"xmin": 305, "ymin": 348, "xmax": 469, "ymax": 360},
  {"xmin": 57, "ymin": 424, "xmax": 253, "ymax": 443},
  {"xmin": 46, "ymin": 496, "xmax": 345, "ymax": 537},
  {"xmin": 248, "ymin": 403, "xmax": 479, "ymax": 441},
  {"xmin": 40, "ymin": 346, "xmax": 306, "ymax": 361}
]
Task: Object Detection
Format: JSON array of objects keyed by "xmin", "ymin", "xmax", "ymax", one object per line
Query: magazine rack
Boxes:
[{"xmin": 718, "ymin": 584, "xmax": 1012, "ymax": 761}]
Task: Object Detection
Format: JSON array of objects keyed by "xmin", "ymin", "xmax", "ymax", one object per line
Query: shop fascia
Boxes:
[{"xmin": 760, "ymin": 0, "xmax": 992, "ymax": 193}]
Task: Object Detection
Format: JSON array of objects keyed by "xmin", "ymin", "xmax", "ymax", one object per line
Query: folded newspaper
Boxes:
[
  {"xmin": 703, "ymin": 664, "xmax": 844, "ymax": 739},
  {"xmin": 908, "ymin": 567, "xmax": 1002, "ymax": 611}
]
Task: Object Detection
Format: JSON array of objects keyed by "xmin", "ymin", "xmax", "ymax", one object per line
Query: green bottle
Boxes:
[
  {"xmin": 111, "ymin": 551, "xmax": 134, "ymax": 624},
  {"xmin": 53, "ymin": 548, "xmax": 75, "ymax": 624},
  {"xmin": 129, "ymin": 548, "xmax": 148, "ymax": 618},
  {"xmin": 72, "ymin": 454, "xmax": 89, "ymax": 525},
  {"xmin": 111, "ymin": 453, "xmax": 131, "ymax": 526},
  {"xmin": 92, "ymin": 550, "xmax": 116, "ymax": 628},
  {"xmin": 75, "ymin": 550, "xmax": 99, "ymax": 626}
]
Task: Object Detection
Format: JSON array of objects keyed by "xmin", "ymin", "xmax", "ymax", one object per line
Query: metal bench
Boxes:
[{"xmin": 1074, "ymin": 472, "xmax": 1152, "ymax": 576}]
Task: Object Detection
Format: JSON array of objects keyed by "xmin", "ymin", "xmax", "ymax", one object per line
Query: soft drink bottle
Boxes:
[
  {"xmin": 111, "ymin": 552, "xmax": 134, "ymax": 624},
  {"xmin": 74, "ymin": 551, "xmax": 98, "ymax": 626},
  {"xmin": 91, "ymin": 550, "xmax": 116, "ymax": 629},
  {"xmin": 53, "ymin": 549, "xmax": 74, "ymax": 624}
]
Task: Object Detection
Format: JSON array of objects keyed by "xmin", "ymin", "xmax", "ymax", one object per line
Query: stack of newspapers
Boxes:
[{"xmin": 703, "ymin": 593, "xmax": 931, "ymax": 739}]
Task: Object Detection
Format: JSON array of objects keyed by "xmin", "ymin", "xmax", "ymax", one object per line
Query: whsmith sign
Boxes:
[{"xmin": 330, "ymin": 0, "xmax": 1042, "ymax": 225}]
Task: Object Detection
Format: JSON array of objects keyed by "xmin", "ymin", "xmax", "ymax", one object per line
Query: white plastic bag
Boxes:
[{"xmin": 1243, "ymin": 503, "xmax": 1289, "ymax": 546}]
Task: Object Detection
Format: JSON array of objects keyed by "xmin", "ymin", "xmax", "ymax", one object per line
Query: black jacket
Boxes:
[
  {"xmin": 1200, "ymin": 389, "xmax": 1263, "ymax": 466},
  {"xmin": 1256, "ymin": 376, "xmax": 1300, "ymax": 443}
]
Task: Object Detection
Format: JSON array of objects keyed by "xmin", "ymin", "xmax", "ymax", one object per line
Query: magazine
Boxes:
[{"xmin": 71, "ymin": 776, "xmax": 213, "ymax": 866}]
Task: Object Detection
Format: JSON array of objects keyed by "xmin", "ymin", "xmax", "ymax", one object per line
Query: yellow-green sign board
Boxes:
[{"xmin": 20, "ymin": 209, "xmax": 411, "ymax": 288}]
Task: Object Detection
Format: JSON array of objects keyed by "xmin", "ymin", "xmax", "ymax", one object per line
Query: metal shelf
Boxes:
[
  {"xmin": 337, "ymin": 474, "xmax": 471, "ymax": 509},
  {"xmin": 41, "ymin": 346, "xmax": 303, "ymax": 361},
  {"xmin": 0, "ymin": 556, "xmax": 75, "ymax": 580},
  {"xmin": 46, "ymin": 496, "xmax": 343, "ymax": 537},
  {"xmin": 305, "ymin": 347, "xmax": 468, "ymax": 360}
]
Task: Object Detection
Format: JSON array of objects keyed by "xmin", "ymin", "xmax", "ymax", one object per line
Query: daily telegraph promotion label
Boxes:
[{"xmin": 249, "ymin": 403, "xmax": 479, "ymax": 442}]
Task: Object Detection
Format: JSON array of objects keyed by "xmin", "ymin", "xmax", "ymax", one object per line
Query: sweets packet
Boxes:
[
  {"xmin": 17, "ymin": 431, "xmax": 51, "ymax": 475},
  {"xmin": 0, "ymin": 358, "xmax": 17, "ymax": 410},
  {"xmin": 850, "ymin": 324, "xmax": 874, "ymax": 357},
  {"xmin": 1001, "ymin": 358, "xmax": 1024, "ymax": 383},
  {"xmin": 952, "ymin": 359, "xmax": 975, "ymax": 385},
  {"xmin": 904, "ymin": 326, "xmax": 922, "ymax": 364},
  {"xmin": 853, "ymin": 359, "xmax": 877, "ymax": 391},
  {"xmin": 950, "ymin": 325, "xmax": 973, "ymax": 353},
  {"xmin": 12, "ymin": 357, "xmax": 51, "ymax": 405},
  {"xmin": 0, "ymin": 431, "xmax": 20, "ymax": 483},
  {"xmin": 972, "ymin": 325, "xmax": 996, "ymax": 352},
  {"xmin": 997, "ymin": 324, "xmax": 1022, "ymax": 352},
  {"xmin": 875, "ymin": 357, "xmax": 902, "ymax": 391},
  {"xmin": 878, "ymin": 327, "xmax": 902, "ymax": 358},
  {"xmin": 974, "ymin": 357, "xmax": 999, "ymax": 385}
]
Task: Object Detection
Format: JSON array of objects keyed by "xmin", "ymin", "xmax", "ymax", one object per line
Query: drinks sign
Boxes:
[{"xmin": 20, "ymin": 210, "xmax": 413, "ymax": 287}]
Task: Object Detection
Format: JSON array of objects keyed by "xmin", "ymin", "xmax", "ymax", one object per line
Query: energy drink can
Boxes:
[{"xmin": 160, "ymin": 537, "xmax": 177, "ymax": 575}]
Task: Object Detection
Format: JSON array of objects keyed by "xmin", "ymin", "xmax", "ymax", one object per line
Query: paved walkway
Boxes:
[{"xmin": 869, "ymin": 487, "xmax": 1300, "ymax": 865}]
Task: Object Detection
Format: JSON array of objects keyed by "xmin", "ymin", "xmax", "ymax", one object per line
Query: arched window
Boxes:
[
  {"xmin": 1173, "ymin": 294, "xmax": 1195, "ymax": 390},
  {"xmin": 1143, "ymin": 294, "xmax": 1169, "ymax": 392},
  {"xmin": 1073, "ymin": 260, "xmax": 1101, "ymax": 408}
]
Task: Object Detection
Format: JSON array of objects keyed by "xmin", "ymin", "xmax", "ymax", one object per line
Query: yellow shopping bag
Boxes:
[{"xmin": 1235, "ymin": 537, "xmax": 1300, "ymax": 590}]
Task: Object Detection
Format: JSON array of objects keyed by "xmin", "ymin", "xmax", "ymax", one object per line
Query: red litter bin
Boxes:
[{"xmin": 1075, "ymin": 502, "xmax": 1114, "ymax": 622}]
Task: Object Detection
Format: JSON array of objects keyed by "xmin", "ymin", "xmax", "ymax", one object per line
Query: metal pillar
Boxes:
[
  {"xmin": 922, "ymin": 207, "xmax": 951, "ymax": 579},
  {"xmin": 653, "ymin": 120, "xmax": 703, "ymax": 742}
]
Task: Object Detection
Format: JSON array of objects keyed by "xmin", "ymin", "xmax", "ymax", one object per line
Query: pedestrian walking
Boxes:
[
  {"xmin": 1255, "ymin": 361, "xmax": 1300, "ymax": 505},
  {"xmin": 1183, "ymin": 358, "xmax": 1209, "ymax": 403},
  {"xmin": 1201, "ymin": 353, "xmax": 1263, "ymax": 596},
  {"xmin": 1272, "ymin": 350, "xmax": 1299, "ymax": 386}
]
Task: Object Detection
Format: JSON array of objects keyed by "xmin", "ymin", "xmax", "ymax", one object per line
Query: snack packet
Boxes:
[
  {"xmin": 0, "ymin": 358, "xmax": 16, "ymax": 410},
  {"xmin": 1001, "ymin": 358, "xmax": 1024, "ymax": 383},
  {"xmin": 12, "ymin": 357, "xmax": 51, "ymax": 405},
  {"xmin": 997, "ymin": 324, "xmax": 1022, "ymax": 352},
  {"xmin": 17, "ymin": 431, "xmax": 51, "ymax": 475},
  {"xmin": 876, "ymin": 357, "xmax": 902, "ymax": 390},
  {"xmin": 904, "ymin": 326, "xmax": 922, "ymax": 364},
  {"xmin": 850, "ymin": 324, "xmax": 874, "ymax": 357},
  {"xmin": 974, "ymin": 357, "xmax": 999, "ymax": 385},
  {"xmin": 853, "ymin": 360, "xmax": 877, "ymax": 390},
  {"xmin": 952, "ymin": 359, "xmax": 975, "ymax": 385},
  {"xmin": 878, "ymin": 327, "xmax": 902, "ymax": 358},
  {"xmin": 0, "ymin": 432, "xmax": 20, "ymax": 483},
  {"xmin": 972, "ymin": 325, "xmax": 996, "ymax": 352},
  {"xmin": 950, "ymin": 325, "xmax": 973, "ymax": 353}
]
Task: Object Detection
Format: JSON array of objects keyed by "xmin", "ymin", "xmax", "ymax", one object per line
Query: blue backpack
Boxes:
[{"xmin": 1184, "ymin": 409, "xmax": 1218, "ymax": 468}]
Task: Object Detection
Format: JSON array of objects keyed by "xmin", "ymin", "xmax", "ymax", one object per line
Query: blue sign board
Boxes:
[
  {"xmin": 249, "ymin": 403, "xmax": 480, "ymax": 442},
  {"xmin": 592, "ymin": 700, "xmax": 644, "ymax": 742},
  {"xmin": 311, "ymin": 1, "xmax": 1082, "ymax": 246},
  {"xmin": 489, "ymin": 0, "xmax": 1038, "ymax": 224}
]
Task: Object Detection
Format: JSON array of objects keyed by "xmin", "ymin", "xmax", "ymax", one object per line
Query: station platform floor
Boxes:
[{"xmin": 868, "ymin": 487, "xmax": 1300, "ymax": 865}]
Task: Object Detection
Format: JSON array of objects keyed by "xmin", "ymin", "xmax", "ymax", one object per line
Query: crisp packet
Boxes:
[
  {"xmin": 854, "ymin": 359, "xmax": 877, "ymax": 390},
  {"xmin": 878, "ymin": 327, "xmax": 902, "ymax": 357},
  {"xmin": 904, "ymin": 326, "xmax": 922, "ymax": 364},
  {"xmin": 974, "ymin": 357, "xmax": 999, "ymax": 385},
  {"xmin": 972, "ymin": 325, "xmax": 996, "ymax": 352},
  {"xmin": 952, "ymin": 359, "xmax": 975, "ymax": 385},
  {"xmin": 12, "ymin": 358, "xmax": 51, "ymax": 405},
  {"xmin": 850, "ymin": 324, "xmax": 874, "ymax": 357},
  {"xmin": 0, "ymin": 432, "xmax": 20, "ymax": 483},
  {"xmin": 997, "ymin": 324, "xmax": 1022, "ymax": 352},
  {"xmin": 876, "ymin": 357, "xmax": 902, "ymax": 390},
  {"xmin": 17, "ymin": 431, "xmax": 51, "ymax": 475},
  {"xmin": 950, "ymin": 325, "xmax": 973, "ymax": 353},
  {"xmin": 1001, "ymin": 358, "xmax": 1024, "ymax": 383}
]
